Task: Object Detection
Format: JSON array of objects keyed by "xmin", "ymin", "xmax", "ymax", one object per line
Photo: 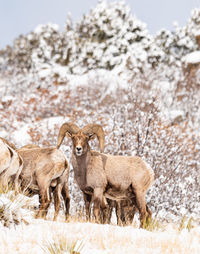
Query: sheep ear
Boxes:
[
  {"xmin": 65, "ymin": 132, "xmax": 72, "ymax": 138},
  {"xmin": 82, "ymin": 124, "xmax": 105, "ymax": 153},
  {"xmin": 88, "ymin": 133, "xmax": 95, "ymax": 140}
]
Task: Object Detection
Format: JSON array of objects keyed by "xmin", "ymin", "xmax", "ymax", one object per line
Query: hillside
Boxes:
[{"xmin": 0, "ymin": 1, "xmax": 200, "ymax": 253}]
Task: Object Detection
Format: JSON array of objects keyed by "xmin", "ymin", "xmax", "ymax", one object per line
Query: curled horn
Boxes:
[
  {"xmin": 82, "ymin": 124, "xmax": 105, "ymax": 153},
  {"xmin": 57, "ymin": 122, "xmax": 80, "ymax": 148}
]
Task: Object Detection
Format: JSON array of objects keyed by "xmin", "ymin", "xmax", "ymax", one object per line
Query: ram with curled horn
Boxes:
[
  {"xmin": 57, "ymin": 122, "xmax": 106, "ymax": 221},
  {"xmin": 57, "ymin": 122, "xmax": 154, "ymax": 228}
]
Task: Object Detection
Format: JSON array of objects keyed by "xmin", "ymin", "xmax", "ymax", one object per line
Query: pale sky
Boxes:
[{"xmin": 0, "ymin": 0, "xmax": 200, "ymax": 48}]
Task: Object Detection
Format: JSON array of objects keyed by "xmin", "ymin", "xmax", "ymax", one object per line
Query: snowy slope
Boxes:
[{"xmin": 0, "ymin": 219, "xmax": 200, "ymax": 254}]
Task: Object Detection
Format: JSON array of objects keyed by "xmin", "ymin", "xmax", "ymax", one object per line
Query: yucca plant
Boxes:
[
  {"xmin": 0, "ymin": 187, "xmax": 37, "ymax": 227},
  {"xmin": 43, "ymin": 238, "xmax": 85, "ymax": 254}
]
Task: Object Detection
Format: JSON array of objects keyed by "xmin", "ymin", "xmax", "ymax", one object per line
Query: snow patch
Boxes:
[{"xmin": 183, "ymin": 51, "xmax": 200, "ymax": 65}]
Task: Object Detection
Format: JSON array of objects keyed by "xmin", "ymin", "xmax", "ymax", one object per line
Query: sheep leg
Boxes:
[
  {"xmin": 53, "ymin": 184, "xmax": 62, "ymax": 221},
  {"xmin": 115, "ymin": 201, "xmax": 123, "ymax": 226},
  {"xmin": 134, "ymin": 191, "xmax": 147, "ymax": 228},
  {"xmin": 118, "ymin": 200, "xmax": 132, "ymax": 226},
  {"xmin": 61, "ymin": 183, "xmax": 70, "ymax": 221},
  {"xmin": 115, "ymin": 199, "xmax": 136, "ymax": 226},
  {"xmin": 122, "ymin": 198, "xmax": 138, "ymax": 225},
  {"xmin": 43, "ymin": 188, "xmax": 52, "ymax": 219},
  {"xmin": 101, "ymin": 199, "xmax": 113, "ymax": 224},
  {"xmin": 83, "ymin": 193, "xmax": 92, "ymax": 221},
  {"xmin": 13, "ymin": 157, "xmax": 23, "ymax": 193},
  {"xmin": 36, "ymin": 188, "xmax": 50, "ymax": 219},
  {"xmin": 36, "ymin": 178, "xmax": 51, "ymax": 219},
  {"xmin": 126, "ymin": 204, "xmax": 137, "ymax": 225},
  {"xmin": 13, "ymin": 174, "xmax": 20, "ymax": 193},
  {"xmin": 146, "ymin": 205, "xmax": 152, "ymax": 220},
  {"xmin": 106, "ymin": 199, "xmax": 114, "ymax": 224},
  {"xmin": 93, "ymin": 188, "xmax": 104, "ymax": 223}
]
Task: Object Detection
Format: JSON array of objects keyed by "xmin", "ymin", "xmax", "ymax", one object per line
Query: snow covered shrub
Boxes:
[
  {"xmin": 1, "ymin": 34, "xmax": 35, "ymax": 72},
  {"xmin": 32, "ymin": 15, "xmax": 77, "ymax": 75},
  {"xmin": 155, "ymin": 8, "xmax": 200, "ymax": 68},
  {"xmin": 30, "ymin": 23, "xmax": 64, "ymax": 73},
  {"xmin": 59, "ymin": 15, "xmax": 78, "ymax": 70},
  {"xmin": 73, "ymin": 0, "xmax": 161, "ymax": 74},
  {"xmin": 100, "ymin": 81, "xmax": 200, "ymax": 222},
  {"xmin": 174, "ymin": 72, "xmax": 200, "ymax": 131},
  {"xmin": 0, "ymin": 23, "xmax": 65, "ymax": 75},
  {"xmin": 1, "ymin": 68, "xmax": 200, "ymax": 223},
  {"xmin": 187, "ymin": 8, "xmax": 200, "ymax": 39},
  {"xmin": 155, "ymin": 28, "xmax": 197, "ymax": 66}
]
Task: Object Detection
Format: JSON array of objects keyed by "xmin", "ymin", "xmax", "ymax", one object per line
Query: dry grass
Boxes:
[
  {"xmin": 0, "ymin": 181, "xmax": 15, "ymax": 195},
  {"xmin": 142, "ymin": 217, "xmax": 161, "ymax": 231}
]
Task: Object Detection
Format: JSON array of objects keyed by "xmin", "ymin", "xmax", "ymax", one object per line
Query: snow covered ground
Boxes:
[
  {"xmin": 0, "ymin": 191, "xmax": 200, "ymax": 254},
  {"xmin": 0, "ymin": 219, "xmax": 200, "ymax": 254}
]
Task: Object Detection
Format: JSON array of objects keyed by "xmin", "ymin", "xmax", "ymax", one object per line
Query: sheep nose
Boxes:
[{"xmin": 76, "ymin": 146, "xmax": 82, "ymax": 152}]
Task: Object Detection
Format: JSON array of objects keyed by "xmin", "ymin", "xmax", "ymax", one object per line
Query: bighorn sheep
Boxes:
[
  {"xmin": 17, "ymin": 145, "xmax": 70, "ymax": 221},
  {"xmin": 105, "ymin": 186, "xmax": 152, "ymax": 226},
  {"xmin": 0, "ymin": 137, "xmax": 23, "ymax": 191},
  {"xmin": 57, "ymin": 123, "xmax": 154, "ymax": 227}
]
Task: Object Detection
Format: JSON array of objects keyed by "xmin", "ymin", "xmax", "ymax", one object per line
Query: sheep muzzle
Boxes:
[{"xmin": 75, "ymin": 146, "xmax": 83, "ymax": 156}]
